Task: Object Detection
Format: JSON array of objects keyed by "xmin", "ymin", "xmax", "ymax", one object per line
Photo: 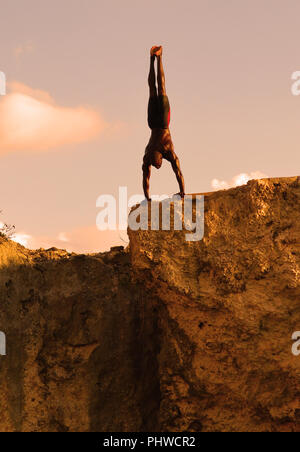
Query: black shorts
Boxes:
[{"xmin": 147, "ymin": 94, "xmax": 171, "ymax": 129}]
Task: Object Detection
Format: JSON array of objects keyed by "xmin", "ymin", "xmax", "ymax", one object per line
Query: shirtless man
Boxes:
[{"xmin": 142, "ymin": 46, "xmax": 185, "ymax": 201}]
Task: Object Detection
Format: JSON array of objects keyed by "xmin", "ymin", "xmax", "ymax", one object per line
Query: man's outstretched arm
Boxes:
[
  {"xmin": 165, "ymin": 150, "xmax": 185, "ymax": 196},
  {"xmin": 142, "ymin": 162, "xmax": 151, "ymax": 200}
]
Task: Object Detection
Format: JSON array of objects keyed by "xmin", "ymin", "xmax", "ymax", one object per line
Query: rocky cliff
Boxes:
[{"xmin": 0, "ymin": 176, "xmax": 299, "ymax": 432}]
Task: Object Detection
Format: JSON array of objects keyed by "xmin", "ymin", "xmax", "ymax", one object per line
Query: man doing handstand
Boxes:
[{"xmin": 143, "ymin": 46, "xmax": 185, "ymax": 201}]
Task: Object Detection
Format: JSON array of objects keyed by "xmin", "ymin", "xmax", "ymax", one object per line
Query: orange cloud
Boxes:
[
  {"xmin": 0, "ymin": 82, "xmax": 107, "ymax": 154},
  {"xmin": 12, "ymin": 225, "xmax": 127, "ymax": 254}
]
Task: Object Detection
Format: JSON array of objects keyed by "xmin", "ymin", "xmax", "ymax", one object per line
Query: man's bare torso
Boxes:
[{"xmin": 145, "ymin": 128, "xmax": 173, "ymax": 156}]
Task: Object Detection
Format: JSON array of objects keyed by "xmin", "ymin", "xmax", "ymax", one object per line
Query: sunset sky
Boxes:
[{"xmin": 0, "ymin": 0, "xmax": 299, "ymax": 252}]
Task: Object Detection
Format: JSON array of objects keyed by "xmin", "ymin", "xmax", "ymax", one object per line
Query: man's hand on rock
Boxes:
[{"xmin": 174, "ymin": 192, "xmax": 185, "ymax": 199}]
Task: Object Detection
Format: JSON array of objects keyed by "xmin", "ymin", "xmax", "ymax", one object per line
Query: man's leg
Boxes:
[
  {"xmin": 148, "ymin": 53, "xmax": 157, "ymax": 97},
  {"xmin": 154, "ymin": 47, "xmax": 170, "ymax": 127},
  {"xmin": 148, "ymin": 48, "xmax": 159, "ymax": 129},
  {"xmin": 156, "ymin": 49, "xmax": 166, "ymax": 96}
]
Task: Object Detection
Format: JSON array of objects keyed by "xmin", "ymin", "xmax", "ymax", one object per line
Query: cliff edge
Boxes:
[{"xmin": 0, "ymin": 176, "xmax": 299, "ymax": 432}]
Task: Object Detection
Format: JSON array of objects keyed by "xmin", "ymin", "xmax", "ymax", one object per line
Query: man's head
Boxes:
[{"xmin": 152, "ymin": 151, "xmax": 163, "ymax": 169}]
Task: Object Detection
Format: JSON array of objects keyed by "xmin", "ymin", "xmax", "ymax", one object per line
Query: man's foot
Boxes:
[
  {"xmin": 150, "ymin": 46, "xmax": 158, "ymax": 56},
  {"xmin": 154, "ymin": 46, "xmax": 162, "ymax": 57},
  {"xmin": 150, "ymin": 46, "xmax": 162, "ymax": 57}
]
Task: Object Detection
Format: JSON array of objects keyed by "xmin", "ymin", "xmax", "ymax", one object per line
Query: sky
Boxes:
[{"xmin": 0, "ymin": 0, "xmax": 299, "ymax": 253}]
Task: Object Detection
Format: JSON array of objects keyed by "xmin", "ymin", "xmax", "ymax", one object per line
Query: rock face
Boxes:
[
  {"xmin": 0, "ymin": 244, "xmax": 145, "ymax": 432},
  {"xmin": 0, "ymin": 177, "xmax": 299, "ymax": 432}
]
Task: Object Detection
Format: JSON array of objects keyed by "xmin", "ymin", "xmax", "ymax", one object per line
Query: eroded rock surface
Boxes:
[
  {"xmin": 128, "ymin": 177, "xmax": 300, "ymax": 432},
  {"xmin": 0, "ymin": 177, "xmax": 299, "ymax": 431},
  {"xmin": 0, "ymin": 244, "xmax": 147, "ymax": 432}
]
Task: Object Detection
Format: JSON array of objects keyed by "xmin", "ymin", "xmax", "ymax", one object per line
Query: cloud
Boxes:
[
  {"xmin": 11, "ymin": 232, "xmax": 32, "ymax": 248},
  {"xmin": 211, "ymin": 171, "xmax": 268, "ymax": 191},
  {"xmin": 13, "ymin": 41, "xmax": 34, "ymax": 59},
  {"xmin": 1, "ymin": 220, "xmax": 30, "ymax": 247},
  {"xmin": 11, "ymin": 225, "xmax": 127, "ymax": 254},
  {"xmin": 0, "ymin": 82, "xmax": 107, "ymax": 154}
]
